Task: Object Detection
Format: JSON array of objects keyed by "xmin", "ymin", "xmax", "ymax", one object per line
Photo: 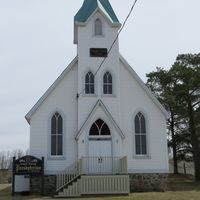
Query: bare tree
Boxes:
[
  {"xmin": 0, "ymin": 149, "xmax": 26, "ymax": 170},
  {"xmin": 0, "ymin": 151, "xmax": 11, "ymax": 169},
  {"xmin": 12, "ymin": 149, "xmax": 24, "ymax": 159}
]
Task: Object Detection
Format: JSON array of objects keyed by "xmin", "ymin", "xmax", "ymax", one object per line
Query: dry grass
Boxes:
[
  {"xmin": 0, "ymin": 174, "xmax": 200, "ymax": 200},
  {"xmin": 167, "ymin": 174, "xmax": 200, "ymax": 191}
]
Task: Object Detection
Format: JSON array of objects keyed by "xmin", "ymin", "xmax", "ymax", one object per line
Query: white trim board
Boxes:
[
  {"xmin": 119, "ymin": 54, "xmax": 169, "ymax": 119},
  {"xmin": 75, "ymin": 99, "xmax": 125, "ymax": 140},
  {"xmin": 128, "ymin": 169, "xmax": 169, "ymax": 174}
]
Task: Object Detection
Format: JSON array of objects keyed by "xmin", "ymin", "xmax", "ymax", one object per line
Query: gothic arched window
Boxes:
[
  {"xmin": 95, "ymin": 18, "xmax": 102, "ymax": 36},
  {"xmin": 135, "ymin": 112, "xmax": 147, "ymax": 155},
  {"xmin": 89, "ymin": 119, "xmax": 110, "ymax": 136},
  {"xmin": 51, "ymin": 112, "xmax": 63, "ymax": 156},
  {"xmin": 85, "ymin": 72, "xmax": 95, "ymax": 94},
  {"xmin": 103, "ymin": 72, "xmax": 112, "ymax": 94}
]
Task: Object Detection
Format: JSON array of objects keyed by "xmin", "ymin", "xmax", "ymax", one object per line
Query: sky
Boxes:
[{"xmin": 0, "ymin": 0, "xmax": 199, "ymax": 152}]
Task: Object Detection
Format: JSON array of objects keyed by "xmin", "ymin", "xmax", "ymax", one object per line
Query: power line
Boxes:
[{"xmin": 77, "ymin": 0, "xmax": 139, "ymax": 98}]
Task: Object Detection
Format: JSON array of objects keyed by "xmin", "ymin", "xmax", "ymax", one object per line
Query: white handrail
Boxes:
[
  {"xmin": 81, "ymin": 156, "xmax": 127, "ymax": 175},
  {"xmin": 56, "ymin": 158, "xmax": 83, "ymax": 192},
  {"xmin": 56, "ymin": 156, "xmax": 127, "ymax": 192}
]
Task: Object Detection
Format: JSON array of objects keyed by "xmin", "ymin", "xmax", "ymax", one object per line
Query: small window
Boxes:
[
  {"xmin": 51, "ymin": 112, "xmax": 63, "ymax": 156},
  {"xmin": 135, "ymin": 112, "xmax": 147, "ymax": 155},
  {"xmin": 85, "ymin": 72, "xmax": 95, "ymax": 94},
  {"xmin": 95, "ymin": 18, "xmax": 102, "ymax": 36},
  {"xmin": 89, "ymin": 119, "xmax": 110, "ymax": 136},
  {"xmin": 103, "ymin": 72, "xmax": 112, "ymax": 94}
]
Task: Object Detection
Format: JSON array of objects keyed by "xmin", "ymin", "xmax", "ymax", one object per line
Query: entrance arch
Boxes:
[
  {"xmin": 89, "ymin": 119, "xmax": 111, "ymax": 136},
  {"xmin": 88, "ymin": 119, "xmax": 112, "ymax": 174}
]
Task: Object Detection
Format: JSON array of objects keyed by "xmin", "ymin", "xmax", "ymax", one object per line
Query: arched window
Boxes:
[
  {"xmin": 103, "ymin": 72, "xmax": 112, "ymax": 94},
  {"xmin": 85, "ymin": 72, "xmax": 95, "ymax": 94},
  {"xmin": 135, "ymin": 112, "xmax": 147, "ymax": 155},
  {"xmin": 89, "ymin": 119, "xmax": 110, "ymax": 136},
  {"xmin": 51, "ymin": 112, "xmax": 63, "ymax": 156},
  {"xmin": 95, "ymin": 18, "xmax": 102, "ymax": 36}
]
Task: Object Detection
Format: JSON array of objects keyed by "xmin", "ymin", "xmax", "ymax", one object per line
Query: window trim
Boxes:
[
  {"xmin": 47, "ymin": 109, "xmax": 66, "ymax": 160},
  {"xmin": 133, "ymin": 111, "xmax": 150, "ymax": 158},
  {"xmin": 102, "ymin": 71, "xmax": 115, "ymax": 97},
  {"xmin": 135, "ymin": 112, "xmax": 147, "ymax": 155},
  {"xmin": 89, "ymin": 119, "xmax": 111, "ymax": 136},
  {"xmin": 94, "ymin": 18, "xmax": 103, "ymax": 37},
  {"xmin": 81, "ymin": 68, "xmax": 98, "ymax": 97},
  {"xmin": 103, "ymin": 72, "xmax": 112, "ymax": 95},
  {"xmin": 51, "ymin": 112, "xmax": 63, "ymax": 156},
  {"xmin": 85, "ymin": 71, "xmax": 95, "ymax": 94}
]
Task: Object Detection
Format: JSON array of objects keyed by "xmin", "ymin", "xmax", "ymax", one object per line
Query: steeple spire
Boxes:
[{"xmin": 74, "ymin": 0, "xmax": 120, "ymax": 25}]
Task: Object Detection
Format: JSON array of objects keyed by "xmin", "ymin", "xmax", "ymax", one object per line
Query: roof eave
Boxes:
[
  {"xmin": 74, "ymin": 7, "xmax": 121, "ymax": 28},
  {"xmin": 25, "ymin": 56, "xmax": 78, "ymax": 124},
  {"xmin": 25, "ymin": 115, "xmax": 30, "ymax": 124},
  {"xmin": 75, "ymin": 100, "xmax": 125, "ymax": 140},
  {"xmin": 119, "ymin": 54, "xmax": 170, "ymax": 119},
  {"xmin": 74, "ymin": 20, "xmax": 121, "ymax": 27}
]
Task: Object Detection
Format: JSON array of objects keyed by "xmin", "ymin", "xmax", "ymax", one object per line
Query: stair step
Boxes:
[
  {"xmin": 56, "ymin": 175, "xmax": 129, "ymax": 197},
  {"xmin": 54, "ymin": 194, "xmax": 81, "ymax": 198},
  {"xmin": 56, "ymin": 178, "xmax": 81, "ymax": 197}
]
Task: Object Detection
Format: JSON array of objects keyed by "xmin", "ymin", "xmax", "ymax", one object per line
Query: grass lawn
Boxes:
[{"xmin": 0, "ymin": 174, "xmax": 200, "ymax": 200}]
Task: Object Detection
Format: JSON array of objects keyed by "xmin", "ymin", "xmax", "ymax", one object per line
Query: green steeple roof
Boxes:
[{"xmin": 75, "ymin": 0, "xmax": 120, "ymax": 24}]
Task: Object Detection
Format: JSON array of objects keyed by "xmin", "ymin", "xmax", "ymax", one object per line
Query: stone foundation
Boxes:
[
  {"xmin": 43, "ymin": 175, "xmax": 56, "ymax": 196},
  {"xmin": 30, "ymin": 175, "xmax": 56, "ymax": 196},
  {"xmin": 30, "ymin": 175, "xmax": 42, "ymax": 195},
  {"xmin": 30, "ymin": 173, "xmax": 168, "ymax": 196},
  {"xmin": 129, "ymin": 173, "xmax": 168, "ymax": 192}
]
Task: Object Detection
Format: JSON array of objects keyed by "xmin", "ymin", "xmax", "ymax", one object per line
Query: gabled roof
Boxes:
[
  {"xmin": 119, "ymin": 54, "xmax": 169, "ymax": 119},
  {"xmin": 25, "ymin": 56, "xmax": 78, "ymax": 124},
  {"xmin": 74, "ymin": 0, "xmax": 120, "ymax": 25},
  {"xmin": 25, "ymin": 54, "xmax": 169, "ymax": 124},
  {"xmin": 75, "ymin": 99, "xmax": 125, "ymax": 140}
]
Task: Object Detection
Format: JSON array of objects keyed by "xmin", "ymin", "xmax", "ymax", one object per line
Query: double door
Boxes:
[{"xmin": 88, "ymin": 140, "xmax": 112, "ymax": 174}]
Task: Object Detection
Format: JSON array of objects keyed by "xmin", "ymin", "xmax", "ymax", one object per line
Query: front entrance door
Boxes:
[{"xmin": 88, "ymin": 139, "xmax": 112, "ymax": 174}]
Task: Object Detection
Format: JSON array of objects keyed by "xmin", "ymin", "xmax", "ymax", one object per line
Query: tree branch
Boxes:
[
  {"xmin": 192, "ymin": 100, "xmax": 200, "ymax": 108},
  {"xmin": 189, "ymin": 88, "xmax": 198, "ymax": 95}
]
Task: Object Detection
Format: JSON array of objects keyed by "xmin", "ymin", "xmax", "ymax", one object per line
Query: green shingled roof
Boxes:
[{"xmin": 75, "ymin": 0, "xmax": 120, "ymax": 24}]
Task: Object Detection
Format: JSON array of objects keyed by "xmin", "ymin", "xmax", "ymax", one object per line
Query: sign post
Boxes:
[
  {"xmin": 41, "ymin": 157, "xmax": 44, "ymax": 195},
  {"xmin": 12, "ymin": 157, "xmax": 16, "ymax": 196}
]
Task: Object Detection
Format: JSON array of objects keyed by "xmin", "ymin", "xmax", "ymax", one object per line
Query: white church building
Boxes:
[{"xmin": 25, "ymin": 0, "xmax": 169, "ymax": 197}]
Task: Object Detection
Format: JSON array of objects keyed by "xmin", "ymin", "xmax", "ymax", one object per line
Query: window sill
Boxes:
[
  {"xmin": 82, "ymin": 94, "xmax": 98, "ymax": 97},
  {"xmin": 47, "ymin": 156, "xmax": 66, "ymax": 160},
  {"xmin": 101, "ymin": 94, "xmax": 116, "ymax": 98},
  {"xmin": 133, "ymin": 155, "xmax": 151, "ymax": 159}
]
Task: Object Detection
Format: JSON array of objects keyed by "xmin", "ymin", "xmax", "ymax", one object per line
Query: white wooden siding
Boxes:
[
  {"xmin": 119, "ymin": 60, "xmax": 169, "ymax": 172},
  {"xmin": 30, "ymin": 63, "xmax": 78, "ymax": 174}
]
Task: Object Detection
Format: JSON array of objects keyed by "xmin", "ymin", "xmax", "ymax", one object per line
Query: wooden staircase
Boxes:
[
  {"xmin": 55, "ymin": 156, "xmax": 129, "ymax": 197},
  {"xmin": 57, "ymin": 177, "xmax": 81, "ymax": 197},
  {"xmin": 55, "ymin": 158, "xmax": 82, "ymax": 195}
]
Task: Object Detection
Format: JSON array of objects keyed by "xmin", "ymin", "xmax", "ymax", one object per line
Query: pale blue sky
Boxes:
[{"xmin": 0, "ymin": 0, "xmax": 199, "ymax": 151}]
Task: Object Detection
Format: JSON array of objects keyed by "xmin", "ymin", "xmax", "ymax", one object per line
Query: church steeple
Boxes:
[
  {"xmin": 74, "ymin": 0, "xmax": 121, "ymax": 44},
  {"xmin": 75, "ymin": 0, "xmax": 120, "ymax": 24}
]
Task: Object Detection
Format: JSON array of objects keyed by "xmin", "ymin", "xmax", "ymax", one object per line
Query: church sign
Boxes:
[
  {"xmin": 90, "ymin": 48, "xmax": 108, "ymax": 57},
  {"xmin": 12, "ymin": 156, "xmax": 44, "ymax": 196},
  {"xmin": 13, "ymin": 156, "xmax": 43, "ymax": 174}
]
